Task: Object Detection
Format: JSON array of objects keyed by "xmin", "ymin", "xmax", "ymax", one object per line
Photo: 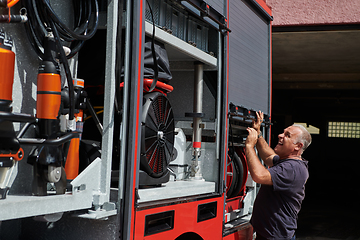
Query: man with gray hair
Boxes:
[{"xmin": 245, "ymin": 111, "xmax": 311, "ymax": 240}]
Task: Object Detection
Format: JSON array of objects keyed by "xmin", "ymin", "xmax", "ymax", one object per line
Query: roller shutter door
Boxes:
[{"xmin": 228, "ymin": 0, "xmax": 271, "ymax": 114}]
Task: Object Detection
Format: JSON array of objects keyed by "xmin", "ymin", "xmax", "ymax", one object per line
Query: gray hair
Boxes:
[{"xmin": 292, "ymin": 124, "xmax": 312, "ymax": 153}]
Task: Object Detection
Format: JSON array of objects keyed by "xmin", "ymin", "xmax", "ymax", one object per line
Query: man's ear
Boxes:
[{"xmin": 295, "ymin": 142, "xmax": 303, "ymax": 151}]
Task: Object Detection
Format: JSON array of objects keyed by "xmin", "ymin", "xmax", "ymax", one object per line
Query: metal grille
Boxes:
[
  {"xmin": 154, "ymin": 0, "xmax": 161, "ymax": 25},
  {"xmin": 143, "ymin": 93, "xmax": 175, "ymax": 176},
  {"xmin": 145, "ymin": 0, "xmax": 209, "ymax": 52},
  {"xmin": 328, "ymin": 122, "xmax": 360, "ymax": 138}
]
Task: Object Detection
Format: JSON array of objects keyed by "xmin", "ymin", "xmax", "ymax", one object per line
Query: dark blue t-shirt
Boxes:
[{"xmin": 250, "ymin": 155, "xmax": 309, "ymax": 240}]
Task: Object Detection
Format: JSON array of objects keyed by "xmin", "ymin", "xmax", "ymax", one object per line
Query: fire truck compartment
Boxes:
[{"xmin": 0, "ymin": 1, "xmax": 272, "ymax": 239}]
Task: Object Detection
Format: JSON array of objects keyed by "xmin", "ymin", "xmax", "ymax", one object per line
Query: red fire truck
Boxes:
[{"xmin": 0, "ymin": 0, "xmax": 272, "ymax": 239}]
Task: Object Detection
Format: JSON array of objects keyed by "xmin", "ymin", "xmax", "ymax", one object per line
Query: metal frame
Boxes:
[
  {"xmin": 175, "ymin": 0, "xmax": 231, "ymax": 32},
  {"xmin": 248, "ymin": 0, "xmax": 273, "ymax": 21},
  {"xmin": 120, "ymin": 0, "xmax": 145, "ymax": 239},
  {"xmin": 94, "ymin": 0, "xmax": 118, "ymax": 209},
  {"xmin": 0, "ymin": 0, "xmax": 119, "ymax": 222},
  {"xmin": 144, "ymin": 21, "xmax": 217, "ymax": 67}
]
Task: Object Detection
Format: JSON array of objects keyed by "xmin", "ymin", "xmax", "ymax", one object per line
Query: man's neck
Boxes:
[
  {"xmin": 279, "ymin": 153, "xmax": 302, "ymax": 160},
  {"xmin": 287, "ymin": 154, "xmax": 302, "ymax": 160}
]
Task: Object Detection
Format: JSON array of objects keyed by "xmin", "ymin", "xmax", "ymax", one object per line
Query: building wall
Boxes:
[{"xmin": 265, "ymin": 0, "xmax": 360, "ymax": 26}]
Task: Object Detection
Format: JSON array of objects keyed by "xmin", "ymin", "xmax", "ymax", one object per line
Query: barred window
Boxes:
[{"xmin": 328, "ymin": 122, "xmax": 360, "ymax": 138}]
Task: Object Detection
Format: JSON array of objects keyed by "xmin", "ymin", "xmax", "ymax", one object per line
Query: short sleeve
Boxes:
[
  {"xmin": 268, "ymin": 161, "xmax": 295, "ymax": 192},
  {"xmin": 272, "ymin": 155, "xmax": 280, "ymax": 165}
]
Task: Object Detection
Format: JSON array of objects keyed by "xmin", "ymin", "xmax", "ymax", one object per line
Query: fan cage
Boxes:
[{"xmin": 141, "ymin": 92, "xmax": 175, "ymax": 178}]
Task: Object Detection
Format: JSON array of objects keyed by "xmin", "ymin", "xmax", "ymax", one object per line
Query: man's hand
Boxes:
[
  {"xmin": 245, "ymin": 127, "xmax": 273, "ymax": 185},
  {"xmin": 252, "ymin": 111, "xmax": 264, "ymax": 134},
  {"xmin": 245, "ymin": 127, "xmax": 258, "ymax": 148}
]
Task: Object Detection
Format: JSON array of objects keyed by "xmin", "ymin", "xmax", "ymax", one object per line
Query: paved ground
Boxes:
[{"xmin": 295, "ymin": 200, "xmax": 360, "ymax": 240}]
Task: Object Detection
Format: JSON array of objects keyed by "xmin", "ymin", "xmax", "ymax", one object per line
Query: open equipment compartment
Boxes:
[
  {"xmin": 0, "ymin": 0, "xmax": 259, "ymax": 213},
  {"xmin": 0, "ymin": 0, "xmax": 273, "ymax": 239},
  {"xmin": 135, "ymin": 0, "xmax": 225, "ymax": 203},
  {"xmin": 73, "ymin": 0, "xmax": 224, "ymax": 205},
  {"xmin": 0, "ymin": 0, "xmax": 118, "ymax": 222}
]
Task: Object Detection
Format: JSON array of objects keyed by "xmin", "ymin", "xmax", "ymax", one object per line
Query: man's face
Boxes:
[{"xmin": 274, "ymin": 126, "xmax": 302, "ymax": 159}]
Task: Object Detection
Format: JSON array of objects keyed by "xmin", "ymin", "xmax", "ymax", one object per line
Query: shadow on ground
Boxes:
[{"xmin": 296, "ymin": 196, "xmax": 360, "ymax": 240}]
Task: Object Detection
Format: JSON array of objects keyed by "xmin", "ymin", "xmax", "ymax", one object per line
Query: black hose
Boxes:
[
  {"xmin": 41, "ymin": 0, "xmax": 98, "ymax": 41},
  {"xmin": 48, "ymin": 19, "xmax": 75, "ymax": 120},
  {"xmin": 146, "ymin": 0, "xmax": 158, "ymax": 92},
  {"xmin": 23, "ymin": 0, "xmax": 99, "ymax": 121},
  {"xmin": 24, "ymin": 0, "xmax": 99, "ymax": 58}
]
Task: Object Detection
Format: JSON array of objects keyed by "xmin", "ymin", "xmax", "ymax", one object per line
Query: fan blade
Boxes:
[
  {"xmin": 164, "ymin": 106, "xmax": 173, "ymax": 127},
  {"xmin": 145, "ymin": 123, "xmax": 158, "ymax": 135},
  {"xmin": 148, "ymin": 144, "xmax": 159, "ymax": 169},
  {"xmin": 145, "ymin": 138, "xmax": 157, "ymax": 154},
  {"xmin": 154, "ymin": 146, "xmax": 162, "ymax": 173},
  {"xmin": 162, "ymin": 97, "xmax": 169, "ymax": 124},
  {"xmin": 147, "ymin": 104, "xmax": 159, "ymax": 129}
]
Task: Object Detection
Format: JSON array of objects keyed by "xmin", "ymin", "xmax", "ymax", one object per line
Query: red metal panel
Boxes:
[
  {"xmin": 254, "ymin": 0, "xmax": 272, "ymax": 16},
  {"xmin": 269, "ymin": 18, "xmax": 273, "ymax": 145},
  {"xmin": 129, "ymin": 1, "xmax": 145, "ymax": 239},
  {"xmin": 225, "ymin": 196, "xmax": 244, "ymax": 214},
  {"xmin": 134, "ymin": 197, "xmax": 224, "ymax": 240},
  {"xmin": 223, "ymin": 225, "xmax": 253, "ymax": 240}
]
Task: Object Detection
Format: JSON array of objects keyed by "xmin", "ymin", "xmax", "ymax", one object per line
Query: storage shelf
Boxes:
[
  {"xmin": 138, "ymin": 180, "xmax": 215, "ymax": 203},
  {"xmin": 0, "ymin": 193, "xmax": 92, "ymax": 221},
  {"xmin": 145, "ymin": 21, "xmax": 217, "ymax": 67},
  {"xmin": 0, "ymin": 158, "xmax": 104, "ymax": 221}
]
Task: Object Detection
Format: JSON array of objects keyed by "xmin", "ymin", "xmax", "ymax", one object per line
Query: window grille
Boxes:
[{"xmin": 328, "ymin": 121, "xmax": 360, "ymax": 138}]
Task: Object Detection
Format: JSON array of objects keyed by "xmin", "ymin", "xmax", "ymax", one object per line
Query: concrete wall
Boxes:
[{"xmin": 265, "ymin": 0, "xmax": 360, "ymax": 26}]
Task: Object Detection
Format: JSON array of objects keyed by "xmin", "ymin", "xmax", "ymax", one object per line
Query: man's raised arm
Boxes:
[{"xmin": 252, "ymin": 111, "xmax": 276, "ymax": 167}]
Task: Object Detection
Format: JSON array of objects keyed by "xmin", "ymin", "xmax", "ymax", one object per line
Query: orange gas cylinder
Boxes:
[
  {"xmin": 65, "ymin": 78, "xmax": 85, "ymax": 180},
  {"xmin": 65, "ymin": 137, "xmax": 80, "ymax": 180},
  {"xmin": 0, "ymin": 34, "xmax": 15, "ymax": 110},
  {"xmin": 35, "ymin": 35, "xmax": 62, "ymax": 139},
  {"xmin": 36, "ymin": 73, "xmax": 61, "ymax": 119},
  {"xmin": 64, "ymin": 111, "xmax": 83, "ymax": 180}
]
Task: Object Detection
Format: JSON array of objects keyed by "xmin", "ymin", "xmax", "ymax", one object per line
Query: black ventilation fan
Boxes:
[{"xmin": 140, "ymin": 92, "xmax": 175, "ymax": 179}]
